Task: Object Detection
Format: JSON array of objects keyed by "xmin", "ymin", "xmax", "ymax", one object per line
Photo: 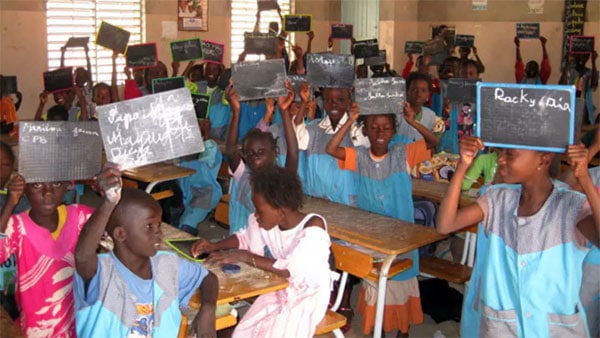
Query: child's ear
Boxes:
[{"xmin": 112, "ymin": 226, "xmax": 127, "ymax": 242}]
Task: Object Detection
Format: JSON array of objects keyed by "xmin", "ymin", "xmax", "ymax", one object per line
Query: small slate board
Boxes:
[
  {"xmin": 96, "ymin": 87, "xmax": 205, "ymax": 169},
  {"xmin": 364, "ymin": 50, "xmax": 386, "ymax": 66},
  {"xmin": 1, "ymin": 76, "xmax": 17, "ymax": 96},
  {"xmin": 306, "ymin": 53, "xmax": 354, "ymax": 88},
  {"xmin": 217, "ymin": 68, "xmax": 232, "ymax": 91},
  {"xmin": 331, "ymin": 23, "xmax": 353, "ymax": 39},
  {"xmin": 447, "ymin": 78, "xmax": 478, "ymax": 103},
  {"xmin": 201, "ymin": 40, "xmax": 225, "ymax": 64},
  {"xmin": 152, "ymin": 76, "xmax": 185, "ymax": 94},
  {"xmin": 126, "ymin": 43, "xmax": 158, "ymax": 69},
  {"xmin": 353, "ymin": 39, "xmax": 379, "ymax": 58},
  {"xmin": 284, "ymin": 14, "xmax": 312, "ymax": 32},
  {"xmin": 516, "ymin": 23, "xmax": 540, "ymax": 39},
  {"xmin": 569, "ymin": 35, "xmax": 594, "ymax": 54},
  {"xmin": 404, "ymin": 41, "xmax": 425, "ymax": 54},
  {"xmin": 244, "ymin": 32, "xmax": 277, "ymax": 55},
  {"xmin": 43, "ymin": 67, "xmax": 73, "ymax": 93},
  {"xmin": 288, "ymin": 74, "xmax": 309, "ymax": 102},
  {"xmin": 95, "ymin": 21, "xmax": 130, "ymax": 54},
  {"xmin": 19, "ymin": 121, "xmax": 102, "ymax": 183},
  {"xmin": 355, "ymin": 77, "xmax": 406, "ymax": 116},
  {"xmin": 170, "ymin": 38, "xmax": 203, "ymax": 62},
  {"xmin": 257, "ymin": 0, "xmax": 279, "ymax": 11},
  {"xmin": 443, "ymin": 27, "xmax": 456, "ymax": 48},
  {"xmin": 232, "ymin": 59, "xmax": 287, "ymax": 101},
  {"xmin": 455, "ymin": 35, "xmax": 475, "ymax": 48},
  {"xmin": 192, "ymin": 93, "xmax": 211, "ymax": 119},
  {"xmin": 65, "ymin": 37, "xmax": 89, "ymax": 48},
  {"xmin": 476, "ymin": 83, "xmax": 574, "ymax": 152},
  {"xmin": 423, "ymin": 38, "xmax": 447, "ymax": 55}
]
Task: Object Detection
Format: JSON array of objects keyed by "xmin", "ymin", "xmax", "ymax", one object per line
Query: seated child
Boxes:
[
  {"xmin": 461, "ymin": 150, "xmax": 499, "ymax": 191},
  {"xmin": 191, "ymin": 166, "xmax": 332, "ymax": 338},
  {"xmin": 514, "ymin": 36, "xmax": 551, "ymax": 84},
  {"xmin": 0, "ymin": 174, "xmax": 94, "ymax": 336},
  {"xmin": 74, "ymin": 168, "xmax": 218, "ymax": 337}
]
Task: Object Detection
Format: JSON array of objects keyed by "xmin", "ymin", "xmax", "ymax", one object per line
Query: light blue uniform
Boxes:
[
  {"xmin": 461, "ymin": 182, "xmax": 591, "ymax": 337},
  {"xmin": 194, "ymin": 83, "xmax": 231, "ymax": 141},
  {"xmin": 582, "ymin": 167, "xmax": 600, "ymax": 337}
]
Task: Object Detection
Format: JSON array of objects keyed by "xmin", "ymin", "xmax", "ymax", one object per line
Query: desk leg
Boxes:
[{"xmin": 373, "ymin": 255, "xmax": 396, "ymax": 338}]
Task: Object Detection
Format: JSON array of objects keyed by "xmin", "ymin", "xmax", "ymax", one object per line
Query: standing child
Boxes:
[
  {"xmin": 74, "ymin": 167, "xmax": 218, "ymax": 337},
  {"xmin": 437, "ymin": 137, "xmax": 600, "ymax": 337},
  {"xmin": 560, "ymin": 51, "xmax": 598, "ymax": 125},
  {"xmin": 0, "ymin": 173, "xmax": 95, "ymax": 336},
  {"xmin": 514, "ymin": 36, "xmax": 551, "ymax": 84},
  {"xmin": 326, "ymin": 105, "xmax": 434, "ymax": 337},
  {"xmin": 191, "ymin": 166, "xmax": 332, "ymax": 338}
]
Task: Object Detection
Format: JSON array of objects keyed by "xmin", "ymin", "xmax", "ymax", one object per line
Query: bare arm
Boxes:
[
  {"xmin": 60, "ymin": 46, "xmax": 66, "ymax": 68},
  {"xmin": 190, "ymin": 271, "xmax": 218, "ymax": 338},
  {"xmin": 74, "ymin": 86, "xmax": 89, "ymax": 121},
  {"xmin": 225, "ymin": 85, "xmax": 242, "ymax": 172},
  {"xmin": 34, "ymin": 91, "xmax": 48, "ymax": 121},
  {"xmin": 110, "ymin": 51, "xmax": 119, "ymax": 102},
  {"xmin": 472, "ymin": 46, "xmax": 485, "ymax": 73},
  {"xmin": 279, "ymin": 80, "xmax": 298, "ymax": 172},
  {"xmin": 514, "ymin": 37, "xmax": 522, "ymax": 62},
  {"xmin": 405, "ymin": 102, "xmax": 439, "ymax": 149},
  {"xmin": 0, "ymin": 175, "xmax": 25, "ymax": 233},
  {"xmin": 84, "ymin": 45, "xmax": 93, "ymax": 88},
  {"xmin": 326, "ymin": 103, "xmax": 358, "ymax": 160},
  {"xmin": 569, "ymin": 144, "xmax": 600, "ymax": 247},
  {"xmin": 306, "ymin": 31, "xmax": 314, "ymax": 54}
]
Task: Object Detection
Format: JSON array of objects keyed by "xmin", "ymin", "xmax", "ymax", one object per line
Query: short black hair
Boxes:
[
  {"xmin": 250, "ymin": 166, "xmax": 303, "ymax": 211},
  {"xmin": 47, "ymin": 105, "xmax": 69, "ymax": 121},
  {"xmin": 461, "ymin": 59, "xmax": 479, "ymax": 72},
  {"xmin": 242, "ymin": 128, "xmax": 278, "ymax": 154},
  {"xmin": 364, "ymin": 113, "xmax": 397, "ymax": 133},
  {"xmin": 107, "ymin": 188, "xmax": 160, "ymax": 234},
  {"xmin": 406, "ymin": 72, "xmax": 433, "ymax": 92},
  {"xmin": 0, "ymin": 141, "xmax": 14, "ymax": 164},
  {"xmin": 92, "ymin": 82, "xmax": 112, "ymax": 102}
]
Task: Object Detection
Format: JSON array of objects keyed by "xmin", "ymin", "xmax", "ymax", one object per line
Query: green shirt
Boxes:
[{"xmin": 461, "ymin": 152, "xmax": 498, "ymax": 190}]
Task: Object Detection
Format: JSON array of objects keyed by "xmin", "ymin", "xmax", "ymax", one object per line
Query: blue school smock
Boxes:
[
  {"xmin": 267, "ymin": 123, "xmax": 306, "ymax": 183},
  {"xmin": 582, "ymin": 166, "xmax": 600, "ymax": 337},
  {"xmin": 438, "ymin": 103, "xmax": 460, "ymax": 154},
  {"xmin": 239, "ymin": 101, "xmax": 266, "ymax": 141},
  {"xmin": 195, "ymin": 83, "xmax": 231, "ymax": 141},
  {"xmin": 565, "ymin": 66, "xmax": 597, "ymax": 125},
  {"xmin": 228, "ymin": 161, "xmax": 253, "ymax": 234},
  {"xmin": 303, "ymin": 121, "xmax": 357, "ymax": 206},
  {"xmin": 461, "ymin": 182, "xmax": 591, "ymax": 338}
]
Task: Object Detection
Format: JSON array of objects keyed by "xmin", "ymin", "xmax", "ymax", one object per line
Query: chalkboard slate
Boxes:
[
  {"xmin": 443, "ymin": 27, "xmax": 456, "ymax": 48},
  {"xmin": 217, "ymin": 68, "xmax": 232, "ymax": 91},
  {"xmin": 65, "ymin": 37, "xmax": 89, "ymax": 48},
  {"xmin": 283, "ymin": 15, "xmax": 312, "ymax": 32},
  {"xmin": 192, "ymin": 93, "xmax": 211, "ymax": 119},
  {"xmin": 18, "ymin": 121, "xmax": 102, "ymax": 182},
  {"xmin": 152, "ymin": 76, "xmax": 185, "ymax": 94},
  {"xmin": 447, "ymin": 78, "xmax": 477, "ymax": 103},
  {"xmin": 44, "ymin": 67, "xmax": 73, "ymax": 93},
  {"xmin": 455, "ymin": 35, "xmax": 475, "ymax": 48},
  {"xmin": 126, "ymin": 43, "xmax": 158, "ymax": 69},
  {"xmin": 476, "ymin": 83, "xmax": 575, "ymax": 152},
  {"xmin": 258, "ymin": 0, "xmax": 279, "ymax": 11},
  {"xmin": 331, "ymin": 23, "xmax": 353, "ymax": 39},
  {"xmin": 306, "ymin": 53, "xmax": 354, "ymax": 88},
  {"xmin": 353, "ymin": 39, "xmax": 379, "ymax": 58},
  {"xmin": 569, "ymin": 35, "xmax": 594, "ymax": 54},
  {"xmin": 364, "ymin": 50, "xmax": 386, "ymax": 66},
  {"xmin": 1, "ymin": 76, "xmax": 17, "ymax": 96},
  {"xmin": 288, "ymin": 74, "xmax": 309, "ymax": 102},
  {"xmin": 423, "ymin": 38, "xmax": 446, "ymax": 55},
  {"xmin": 95, "ymin": 21, "xmax": 130, "ymax": 54},
  {"xmin": 201, "ymin": 40, "xmax": 225, "ymax": 64},
  {"xmin": 244, "ymin": 32, "xmax": 277, "ymax": 55},
  {"xmin": 561, "ymin": 0, "xmax": 587, "ymax": 67},
  {"xmin": 516, "ymin": 23, "xmax": 540, "ymax": 39},
  {"xmin": 170, "ymin": 38, "xmax": 203, "ymax": 62},
  {"xmin": 96, "ymin": 87, "xmax": 205, "ymax": 169},
  {"xmin": 355, "ymin": 77, "xmax": 406, "ymax": 116},
  {"xmin": 404, "ymin": 41, "xmax": 425, "ymax": 54},
  {"xmin": 232, "ymin": 59, "xmax": 287, "ymax": 101}
]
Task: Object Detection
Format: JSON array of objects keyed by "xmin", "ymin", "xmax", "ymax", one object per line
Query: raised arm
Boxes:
[
  {"xmin": 74, "ymin": 86, "xmax": 89, "ymax": 121},
  {"xmin": 472, "ymin": 46, "xmax": 485, "ymax": 73},
  {"xmin": 306, "ymin": 31, "xmax": 314, "ymax": 54},
  {"xmin": 569, "ymin": 144, "xmax": 600, "ymax": 247},
  {"xmin": 225, "ymin": 84, "xmax": 242, "ymax": 171},
  {"xmin": 559, "ymin": 53, "xmax": 573, "ymax": 85},
  {"xmin": 110, "ymin": 51, "xmax": 119, "ymax": 102},
  {"xmin": 75, "ymin": 162, "xmax": 122, "ymax": 283},
  {"xmin": 539, "ymin": 36, "xmax": 551, "ymax": 84},
  {"xmin": 293, "ymin": 82, "xmax": 310, "ymax": 126},
  {"xmin": 514, "ymin": 37, "xmax": 524, "ymax": 83},
  {"xmin": 326, "ymin": 103, "xmax": 358, "ymax": 160},
  {"xmin": 34, "ymin": 91, "xmax": 48, "ymax": 121},
  {"xmin": 60, "ymin": 46, "xmax": 66, "ymax": 68},
  {"xmin": 404, "ymin": 102, "xmax": 439, "ymax": 149},
  {"xmin": 84, "ymin": 45, "xmax": 93, "ymax": 88},
  {"xmin": 0, "ymin": 175, "xmax": 25, "ymax": 233},
  {"xmin": 436, "ymin": 136, "xmax": 485, "ymax": 234},
  {"xmin": 279, "ymin": 80, "xmax": 299, "ymax": 172}
]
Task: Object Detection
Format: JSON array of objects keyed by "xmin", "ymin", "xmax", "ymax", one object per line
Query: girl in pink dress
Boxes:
[
  {"xmin": 192, "ymin": 166, "xmax": 333, "ymax": 338},
  {"xmin": 0, "ymin": 175, "xmax": 93, "ymax": 337}
]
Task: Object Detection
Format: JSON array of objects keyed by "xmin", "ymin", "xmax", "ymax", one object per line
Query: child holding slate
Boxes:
[
  {"xmin": 74, "ymin": 169, "xmax": 218, "ymax": 337},
  {"xmin": 198, "ymin": 62, "xmax": 232, "ymax": 140},
  {"xmin": 0, "ymin": 168, "xmax": 99, "ymax": 336},
  {"xmin": 191, "ymin": 166, "xmax": 332, "ymax": 338},
  {"xmin": 560, "ymin": 51, "xmax": 598, "ymax": 125},
  {"xmin": 326, "ymin": 104, "xmax": 434, "ymax": 337},
  {"xmin": 514, "ymin": 36, "xmax": 551, "ymax": 84},
  {"xmin": 437, "ymin": 137, "xmax": 600, "ymax": 337}
]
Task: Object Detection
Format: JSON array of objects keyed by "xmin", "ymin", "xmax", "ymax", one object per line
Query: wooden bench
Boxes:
[
  {"xmin": 419, "ymin": 256, "xmax": 473, "ymax": 284},
  {"xmin": 314, "ymin": 310, "xmax": 347, "ymax": 337}
]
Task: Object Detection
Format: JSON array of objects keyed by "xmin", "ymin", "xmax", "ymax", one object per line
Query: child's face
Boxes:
[
  {"xmin": 94, "ymin": 87, "xmax": 112, "ymax": 106},
  {"xmin": 251, "ymin": 193, "xmax": 280, "ymax": 230},
  {"xmin": 407, "ymin": 79, "xmax": 430, "ymax": 107},
  {"xmin": 146, "ymin": 62, "xmax": 168, "ymax": 89},
  {"xmin": 440, "ymin": 60, "xmax": 459, "ymax": 80},
  {"xmin": 525, "ymin": 61, "xmax": 539, "ymax": 78},
  {"xmin": 496, "ymin": 148, "xmax": 549, "ymax": 183},
  {"xmin": 0, "ymin": 149, "xmax": 13, "ymax": 188},
  {"xmin": 120, "ymin": 203, "xmax": 163, "ymax": 257},
  {"xmin": 204, "ymin": 63, "xmax": 222, "ymax": 86},
  {"xmin": 25, "ymin": 182, "xmax": 68, "ymax": 216},
  {"xmin": 243, "ymin": 137, "xmax": 276, "ymax": 171},
  {"xmin": 365, "ymin": 115, "xmax": 395, "ymax": 153},
  {"xmin": 322, "ymin": 88, "xmax": 352, "ymax": 122},
  {"xmin": 461, "ymin": 64, "xmax": 479, "ymax": 80},
  {"xmin": 53, "ymin": 90, "xmax": 73, "ymax": 107},
  {"xmin": 190, "ymin": 67, "xmax": 204, "ymax": 83},
  {"xmin": 459, "ymin": 47, "xmax": 470, "ymax": 59}
]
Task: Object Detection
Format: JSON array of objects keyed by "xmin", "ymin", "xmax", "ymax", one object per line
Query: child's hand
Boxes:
[
  {"xmin": 277, "ymin": 80, "xmax": 294, "ymax": 111},
  {"xmin": 404, "ymin": 101, "xmax": 416, "ymax": 123},
  {"xmin": 225, "ymin": 83, "xmax": 241, "ymax": 113},
  {"xmin": 124, "ymin": 67, "xmax": 132, "ymax": 80},
  {"xmin": 292, "ymin": 45, "xmax": 303, "ymax": 59},
  {"xmin": 567, "ymin": 144, "xmax": 590, "ymax": 180},
  {"xmin": 298, "ymin": 82, "xmax": 310, "ymax": 103},
  {"xmin": 6, "ymin": 175, "xmax": 25, "ymax": 207},
  {"xmin": 93, "ymin": 162, "xmax": 122, "ymax": 204},
  {"xmin": 73, "ymin": 86, "xmax": 84, "ymax": 98},
  {"xmin": 307, "ymin": 99, "xmax": 317, "ymax": 121},
  {"xmin": 112, "ymin": 50, "xmax": 119, "ymax": 60},
  {"xmin": 539, "ymin": 36, "xmax": 547, "ymax": 45},
  {"xmin": 407, "ymin": 53, "xmax": 413, "ymax": 61},
  {"xmin": 328, "ymin": 36, "xmax": 333, "ymax": 49},
  {"xmin": 514, "ymin": 36, "xmax": 520, "ymax": 47},
  {"xmin": 442, "ymin": 97, "xmax": 451, "ymax": 118},
  {"xmin": 265, "ymin": 98, "xmax": 275, "ymax": 118},
  {"xmin": 472, "ymin": 46, "xmax": 478, "ymax": 55},
  {"xmin": 39, "ymin": 91, "xmax": 48, "ymax": 105},
  {"xmin": 307, "ymin": 31, "xmax": 314, "ymax": 41},
  {"xmin": 459, "ymin": 136, "xmax": 484, "ymax": 168},
  {"xmin": 191, "ymin": 239, "xmax": 217, "ymax": 258},
  {"xmin": 349, "ymin": 102, "xmax": 359, "ymax": 122}
]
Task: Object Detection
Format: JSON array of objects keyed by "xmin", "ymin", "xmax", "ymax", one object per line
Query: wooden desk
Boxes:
[
  {"xmin": 303, "ymin": 197, "xmax": 446, "ymax": 338},
  {"xmin": 0, "ymin": 307, "xmax": 24, "ymax": 338},
  {"xmin": 122, "ymin": 162, "xmax": 196, "ymax": 194},
  {"xmin": 412, "ymin": 178, "xmax": 478, "ymax": 207}
]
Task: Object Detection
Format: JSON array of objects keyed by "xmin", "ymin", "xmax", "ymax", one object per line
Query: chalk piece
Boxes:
[{"xmin": 222, "ymin": 264, "xmax": 241, "ymax": 274}]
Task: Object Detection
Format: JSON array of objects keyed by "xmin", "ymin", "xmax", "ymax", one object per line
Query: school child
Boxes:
[
  {"xmin": 198, "ymin": 62, "xmax": 232, "ymax": 140},
  {"xmin": 225, "ymin": 82, "xmax": 297, "ymax": 234},
  {"xmin": 34, "ymin": 85, "xmax": 90, "ymax": 121},
  {"xmin": 396, "ymin": 72, "xmax": 444, "ymax": 147},
  {"xmin": 0, "ymin": 171, "xmax": 96, "ymax": 336},
  {"xmin": 429, "ymin": 56, "xmax": 460, "ymax": 118},
  {"xmin": 326, "ymin": 105, "xmax": 434, "ymax": 337},
  {"xmin": 461, "ymin": 150, "xmax": 499, "ymax": 190},
  {"xmin": 514, "ymin": 36, "xmax": 551, "ymax": 84},
  {"xmin": 191, "ymin": 165, "xmax": 332, "ymax": 338},
  {"xmin": 60, "ymin": 44, "xmax": 93, "ymax": 110},
  {"xmin": 560, "ymin": 51, "xmax": 598, "ymax": 125},
  {"xmin": 124, "ymin": 61, "xmax": 169, "ymax": 99},
  {"xmin": 74, "ymin": 169, "xmax": 218, "ymax": 337},
  {"xmin": 458, "ymin": 46, "xmax": 485, "ymax": 74},
  {"xmin": 437, "ymin": 136, "xmax": 600, "ymax": 337}
]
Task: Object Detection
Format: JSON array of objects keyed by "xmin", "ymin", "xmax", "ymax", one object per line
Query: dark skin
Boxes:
[
  {"xmin": 204, "ymin": 63, "xmax": 223, "ymax": 88},
  {"xmin": 319, "ymin": 88, "xmax": 352, "ymax": 131}
]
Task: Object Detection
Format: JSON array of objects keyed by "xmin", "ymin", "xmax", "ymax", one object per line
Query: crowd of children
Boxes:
[{"xmin": 0, "ymin": 6, "xmax": 599, "ymax": 338}]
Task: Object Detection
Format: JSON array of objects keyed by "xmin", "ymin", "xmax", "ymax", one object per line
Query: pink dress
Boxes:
[
  {"xmin": 0, "ymin": 204, "xmax": 93, "ymax": 337},
  {"xmin": 233, "ymin": 213, "xmax": 332, "ymax": 338}
]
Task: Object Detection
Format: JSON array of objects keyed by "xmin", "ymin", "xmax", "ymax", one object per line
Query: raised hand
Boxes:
[
  {"xmin": 225, "ymin": 83, "xmax": 241, "ymax": 113},
  {"xmin": 6, "ymin": 175, "xmax": 25, "ymax": 207},
  {"xmin": 459, "ymin": 136, "xmax": 484, "ymax": 168},
  {"xmin": 567, "ymin": 144, "xmax": 590, "ymax": 180},
  {"xmin": 349, "ymin": 102, "xmax": 359, "ymax": 122},
  {"xmin": 514, "ymin": 36, "xmax": 520, "ymax": 47},
  {"xmin": 277, "ymin": 80, "xmax": 295, "ymax": 111},
  {"xmin": 93, "ymin": 162, "xmax": 122, "ymax": 205}
]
